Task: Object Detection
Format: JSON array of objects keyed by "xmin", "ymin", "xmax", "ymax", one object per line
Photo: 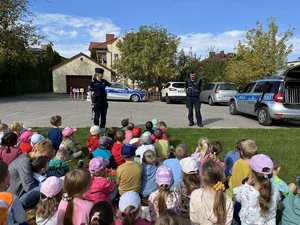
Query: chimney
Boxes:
[
  {"xmin": 106, "ymin": 34, "xmax": 115, "ymax": 42},
  {"xmin": 219, "ymin": 51, "xmax": 225, "ymax": 58}
]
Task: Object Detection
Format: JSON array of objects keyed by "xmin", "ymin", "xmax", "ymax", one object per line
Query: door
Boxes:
[
  {"xmin": 106, "ymin": 83, "xmax": 129, "ymax": 100},
  {"xmin": 200, "ymin": 83, "xmax": 215, "ymax": 102},
  {"xmin": 236, "ymin": 82, "xmax": 256, "ymax": 113},
  {"xmin": 66, "ymin": 75, "xmax": 92, "ymax": 93}
]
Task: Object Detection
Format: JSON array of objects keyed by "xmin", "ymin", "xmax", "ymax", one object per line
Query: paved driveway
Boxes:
[{"xmin": 0, "ymin": 93, "xmax": 299, "ymax": 128}]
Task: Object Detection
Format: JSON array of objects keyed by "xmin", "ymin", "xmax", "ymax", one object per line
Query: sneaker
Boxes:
[
  {"xmin": 189, "ymin": 122, "xmax": 195, "ymax": 126},
  {"xmin": 197, "ymin": 124, "xmax": 204, "ymax": 128}
]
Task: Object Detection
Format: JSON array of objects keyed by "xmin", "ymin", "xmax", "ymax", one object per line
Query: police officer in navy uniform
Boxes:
[
  {"xmin": 90, "ymin": 68, "xmax": 112, "ymax": 128},
  {"xmin": 185, "ymin": 72, "xmax": 203, "ymax": 127}
]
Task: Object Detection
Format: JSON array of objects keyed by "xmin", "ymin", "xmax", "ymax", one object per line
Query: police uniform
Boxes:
[
  {"xmin": 185, "ymin": 76, "xmax": 203, "ymax": 127},
  {"xmin": 90, "ymin": 68, "xmax": 111, "ymax": 128}
]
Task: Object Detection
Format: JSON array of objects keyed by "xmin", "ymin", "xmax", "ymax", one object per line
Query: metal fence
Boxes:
[{"xmin": 145, "ymin": 91, "xmax": 161, "ymax": 101}]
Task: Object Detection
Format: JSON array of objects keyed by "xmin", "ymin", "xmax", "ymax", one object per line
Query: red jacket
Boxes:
[
  {"xmin": 112, "ymin": 142, "xmax": 125, "ymax": 166},
  {"xmin": 86, "ymin": 135, "xmax": 100, "ymax": 154}
]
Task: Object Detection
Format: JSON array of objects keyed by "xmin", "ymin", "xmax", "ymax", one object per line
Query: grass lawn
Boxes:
[{"xmin": 36, "ymin": 128, "xmax": 300, "ymax": 182}]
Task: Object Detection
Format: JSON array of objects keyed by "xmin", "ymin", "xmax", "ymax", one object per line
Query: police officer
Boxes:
[
  {"xmin": 185, "ymin": 72, "xmax": 203, "ymax": 127},
  {"xmin": 90, "ymin": 68, "xmax": 112, "ymax": 128}
]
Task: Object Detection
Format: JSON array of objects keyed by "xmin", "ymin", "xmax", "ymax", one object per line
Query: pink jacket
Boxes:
[
  {"xmin": 0, "ymin": 147, "xmax": 20, "ymax": 165},
  {"xmin": 83, "ymin": 176, "xmax": 115, "ymax": 203},
  {"xmin": 123, "ymin": 130, "xmax": 133, "ymax": 144}
]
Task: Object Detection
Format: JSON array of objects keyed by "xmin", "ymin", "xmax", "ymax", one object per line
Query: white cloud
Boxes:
[
  {"xmin": 34, "ymin": 13, "xmax": 121, "ymax": 57},
  {"xmin": 179, "ymin": 30, "xmax": 246, "ymax": 58},
  {"xmin": 179, "ymin": 30, "xmax": 300, "ymax": 61}
]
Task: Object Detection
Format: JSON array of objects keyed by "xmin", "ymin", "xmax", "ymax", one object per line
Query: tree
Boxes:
[
  {"xmin": 226, "ymin": 19, "xmax": 293, "ymax": 88},
  {"xmin": 200, "ymin": 58, "xmax": 227, "ymax": 85},
  {"xmin": 0, "ymin": 0, "xmax": 40, "ymax": 59},
  {"xmin": 114, "ymin": 26, "xmax": 180, "ymax": 89}
]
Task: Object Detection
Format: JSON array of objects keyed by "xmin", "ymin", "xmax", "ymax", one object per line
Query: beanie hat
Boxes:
[
  {"xmin": 155, "ymin": 165, "xmax": 173, "ymax": 186},
  {"xmin": 90, "ymin": 126, "xmax": 101, "ymax": 136},
  {"xmin": 250, "ymin": 154, "xmax": 274, "ymax": 175},
  {"xmin": 40, "ymin": 176, "xmax": 63, "ymax": 198},
  {"xmin": 30, "ymin": 133, "xmax": 45, "ymax": 146},
  {"xmin": 89, "ymin": 157, "xmax": 109, "ymax": 174},
  {"xmin": 121, "ymin": 144, "xmax": 136, "ymax": 158},
  {"xmin": 119, "ymin": 191, "xmax": 141, "ymax": 213}
]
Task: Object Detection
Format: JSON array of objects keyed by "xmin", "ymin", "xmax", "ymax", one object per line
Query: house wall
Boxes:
[
  {"xmin": 52, "ymin": 55, "xmax": 111, "ymax": 93},
  {"xmin": 107, "ymin": 38, "xmax": 121, "ymax": 71}
]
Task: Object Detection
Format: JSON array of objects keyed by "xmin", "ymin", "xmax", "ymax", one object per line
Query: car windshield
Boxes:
[
  {"xmin": 218, "ymin": 83, "xmax": 235, "ymax": 90},
  {"xmin": 111, "ymin": 83, "xmax": 124, "ymax": 89},
  {"xmin": 172, "ymin": 83, "xmax": 185, "ymax": 88}
]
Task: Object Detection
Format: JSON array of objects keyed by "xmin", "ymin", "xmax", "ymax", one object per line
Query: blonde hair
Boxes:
[
  {"xmin": 196, "ymin": 137, "xmax": 209, "ymax": 153},
  {"xmin": 9, "ymin": 121, "xmax": 23, "ymax": 134},
  {"xmin": 36, "ymin": 191, "xmax": 62, "ymax": 219},
  {"xmin": 240, "ymin": 139, "xmax": 257, "ymax": 159},
  {"xmin": 31, "ymin": 139, "xmax": 54, "ymax": 159},
  {"xmin": 0, "ymin": 122, "xmax": 9, "ymax": 133},
  {"xmin": 156, "ymin": 185, "xmax": 171, "ymax": 215}
]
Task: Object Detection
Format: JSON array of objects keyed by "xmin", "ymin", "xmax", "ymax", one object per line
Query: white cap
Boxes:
[
  {"xmin": 129, "ymin": 138, "xmax": 140, "ymax": 145},
  {"xmin": 119, "ymin": 191, "xmax": 141, "ymax": 212},
  {"xmin": 180, "ymin": 157, "xmax": 198, "ymax": 174},
  {"xmin": 90, "ymin": 125, "xmax": 101, "ymax": 136}
]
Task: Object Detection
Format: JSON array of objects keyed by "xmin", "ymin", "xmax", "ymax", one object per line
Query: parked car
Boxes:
[
  {"xmin": 161, "ymin": 82, "xmax": 186, "ymax": 103},
  {"xmin": 106, "ymin": 83, "xmax": 145, "ymax": 102},
  {"xmin": 200, "ymin": 82, "xmax": 237, "ymax": 105},
  {"xmin": 229, "ymin": 65, "xmax": 300, "ymax": 125}
]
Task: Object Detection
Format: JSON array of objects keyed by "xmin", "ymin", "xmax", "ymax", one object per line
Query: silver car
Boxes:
[
  {"xmin": 200, "ymin": 82, "xmax": 237, "ymax": 105},
  {"xmin": 229, "ymin": 65, "xmax": 300, "ymax": 126}
]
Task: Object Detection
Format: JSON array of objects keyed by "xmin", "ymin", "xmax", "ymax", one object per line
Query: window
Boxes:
[
  {"xmin": 114, "ymin": 54, "xmax": 119, "ymax": 61},
  {"xmin": 253, "ymin": 81, "xmax": 282, "ymax": 93},
  {"xmin": 96, "ymin": 51, "xmax": 107, "ymax": 65},
  {"xmin": 165, "ymin": 83, "xmax": 171, "ymax": 88},
  {"xmin": 172, "ymin": 83, "xmax": 185, "ymax": 88},
  {"xmin": 111, "ymin": 83, "xmax": 124, "ymax": 89},
  {"xmin": 206, "ymin": 83, "xmax": 215, "ymax": 90},
  {"xmin": 243, "ymin": 83, "xmax": 255, "ymax": 93},
  {"xmin": 218, "ymin": 83, "xmax": 235, "ymax": 90}
]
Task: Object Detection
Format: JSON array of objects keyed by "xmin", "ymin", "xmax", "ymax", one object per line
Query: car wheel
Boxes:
[
  {"xmin": 208, "ymin": 97, "xmax": 214, "ymax": 106},
  {"xmin": 257, "ymin": 107, "xmax": 272, "ymax": 126},
  {"xmin": 166, "ymin": 95, "xmax": 172, "ymax": 104},
  {"xmin": 229, "ymin": 101, "xmax": 238, "ymax": 115},
  {"xmin": 130, "ymin": 94, "xmax": 140, "ymax": 102}
]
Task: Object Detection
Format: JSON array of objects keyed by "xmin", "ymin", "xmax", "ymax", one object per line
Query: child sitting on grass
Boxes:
[
  {"xmin": 149, "ymin": 166, "xmax": 180, "ymax": 219},
  {"xmin": 0, "ymin": 132, "xmax": 20, "ymax": 165},
  {"xmin": 48, "ymin": 115, "xmax": 63, "ymax": 151},
  {"xmin": 233, "ymin": 154, "xmax": 280, "ymax": 225},
  {"xmin": 112, "ymin": 130, "xmax": 126, "ymax": 166},
  {"xmin": 48, "ymin": 147, "xmax": 70, "ymax": 177},
  {"xmin": 117, "ymin": 144, "xmax": 142, "ymax": 195},
  {"xmin": 163, "ymin": 144, "xmax": 187, "ymax": 189},
  {"xmin": 190, "ymin": 160, "xmax": 233, "ymax": 225},
  {"xmin": 19, "ymin": 130, "xmax": 33, "ymax": 154},
  {"xmin": 192, "ymin": 137, "xmax": 209, "ymax": 161},
  {"xmin": 0, "ymin": 160, "xmax": 26, "ymax": 225},
  {"xmin": 10, "ymin": 121, "xmax": 25, "ymax": 137},
  {"xmin": 228, "ymin": 139, "xmax": 257, "ymax": 197},
  {"xmin": 121, "ymin": 118, "xmax": 130, "ymax": 131},
  {"xmin": 86, "ymin": 125, "xmax": 101, "ymax": 155},
  {"xmin": 36, "ymin": 176, "xmax": 64, "ymax": 225},
  {"xmin": 157, "ymin": 121, "xmax": 168, "ymax": 140},
  {"xmin": 30, "ymin": 133, "xmax": 45, "ymax": 147},
  {"xmin": 224, "ymin": 139, "xmax": 245, "ymax": 177},
  {"xmin": 154, "ymin": 131, "xmax": 170, "ymax": 160},
  {"xmin": 178, "ymin": 157, "xmax": 200, "ymax": 218},
  {"xmin": 83, "ymin": 157, "xmax": 115, "ymax": 203},
  {"xmin": 281, "ymin": 179, "xmax": 300, "ymax": 225},
  {"xmin": 89, "ymin": 201, "xmax": 114, "ymax": 225},
  {"xmin": 132, "ymin": 127, "xmax": 142, "ymax": 138},
  {"xmin": 124, "ymin": 122, "xmax": 135, "ymax": 144},
  {"xmin": 0, "ymin": 122, "xmax": 9, "ymax": 145},
  {"xmin": 57, "ymin": 169, "xmax": 92, "ymax": 225},
  {"xmin": 141, "ymin": 150, "xmax": 158, "ymax": 198},
  {"xmin": 92, "ymin": 136, "xmax": 113, "ymax": 160},
  {"xmin": 145, "ymin": 121, "xmax": 154, "ymax": 134},
  {"xmin": 116, "ymin": 191, "xmax": 152, "ymax": 225},
  {"xmin": 271, "ymin": 158, "xmax": 290, "ymax": 197},
  {"xmin": 60, "ymin": 127, "xmax": 83, "ymax": 159},
  {"xmin": 136, "ymin": 132, "xmax": 155, "ymax": 162}
]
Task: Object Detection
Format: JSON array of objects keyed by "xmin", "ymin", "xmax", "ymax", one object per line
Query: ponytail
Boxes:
[
  {"xmin": 5, "ymin": 146, "xmax": 11, "ymax": 154},
  {"xmin": 64, "ymin": 197, "xmax": 74, "ymax": 225},
  {"xmin": 1, "ymin": 132, "xmax": 17, "ymax": 154},
  {"xmin": 157, "ymin": 185, "xmax": 171, "ymax": 215},
  {"xmin": 122, "ymin": 206, "xmax": 137, "ymax": 225},
  {"xmin": 213, "ymin": 190, "xmax": 227, "ymax": 225},
  {"xmin": 254, "ymin": 172, "xmax": 272, "ymax": 214}
]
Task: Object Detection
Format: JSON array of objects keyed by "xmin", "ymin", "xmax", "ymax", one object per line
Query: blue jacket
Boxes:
[
  {"xmin": 48, "ymin": 127, "xmax": 63, "ymax": 150},
  {"xmin": 141, "ymin": 164, "xmax": 158, "ymax": 197},
  {"xmin": 282, "ymin": 192, "xmax": 300, "ymax": 225}
]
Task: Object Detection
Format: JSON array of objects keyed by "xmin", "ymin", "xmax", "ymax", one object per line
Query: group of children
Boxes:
[{"xmin": 0, "ymin": 118, "xmax": 299, "ymax": 225}]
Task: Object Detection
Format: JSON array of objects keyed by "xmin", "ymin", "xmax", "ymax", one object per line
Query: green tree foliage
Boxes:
[
  {"xmin": 200, "ymin": 58, "xmax": 227, "ymax": 85},
  {"xmin": 114, "ymin": 26, "xmax": 180, "ymax": 89},
  {"xmin": 226, "ymin": 19, "xmax": 293, "ymax": 88}
]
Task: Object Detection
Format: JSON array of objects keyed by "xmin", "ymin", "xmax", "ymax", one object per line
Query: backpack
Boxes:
[{"xmin": 0, "ymin": 192, "xmax": 13, "ymax": 225}]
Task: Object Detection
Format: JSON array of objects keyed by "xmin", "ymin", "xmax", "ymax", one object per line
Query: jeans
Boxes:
[
  {"xmin": 93, "ymin": 102, "xmax": 108, "ymax": 128},
  {"xmin": 187, "ymin": 96, "xmax": 202, "ymax": 125},
  {"xmin": 20, "ymin": 186, "xmax": 40, "ymax": 210}
]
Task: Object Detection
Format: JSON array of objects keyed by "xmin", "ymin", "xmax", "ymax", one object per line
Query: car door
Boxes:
[
  {"xmin": 248, "ymin": 81, "xmax": 267, "ymax": 115},
  {"xmin": 200, "ymin": 83, "xmax": 214, "ymax": 102},
  {"xmin": 106, "ymin": 83, "xmax": 125, "ymax": 100},
  {"xmin": 235, "ymin": 82, "xmax": 256, "ymax": 114}
]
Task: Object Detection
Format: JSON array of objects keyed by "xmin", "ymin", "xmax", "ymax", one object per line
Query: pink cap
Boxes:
[
  {"xmin": 250, "ymin": 154, "xmax": 274, "ymax": 175},
  {"xmin": 62, "ymin": 127, "xmax": 77, "ymax": 137},
  {"xmin": 155, "ymin": 166, "xmax": 173, "ymax": 186},
  {"xmin": 89, "ymin": 157, "xmax": 109, "ymax": 173},
  {"xmin": 19, "ymin": 131, "xmax": 33, "ymax": 143},
  {"xmin": 40, "ymin": 176, "xmax": 63, "ymax": 198}
]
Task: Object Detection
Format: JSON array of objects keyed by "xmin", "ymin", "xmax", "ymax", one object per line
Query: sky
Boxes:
[{"xmin": 30, "ymin": 0, "xmax": 300, "ymax": 60}]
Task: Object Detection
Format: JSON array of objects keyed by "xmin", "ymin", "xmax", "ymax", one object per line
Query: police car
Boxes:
[
  {"xmin": 229, "ymin": 65, "xmax": 300, "ymax": 126},
  {"xmin": 106, "ymin": 83, "xmax": 145, "ymax": 102}
]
